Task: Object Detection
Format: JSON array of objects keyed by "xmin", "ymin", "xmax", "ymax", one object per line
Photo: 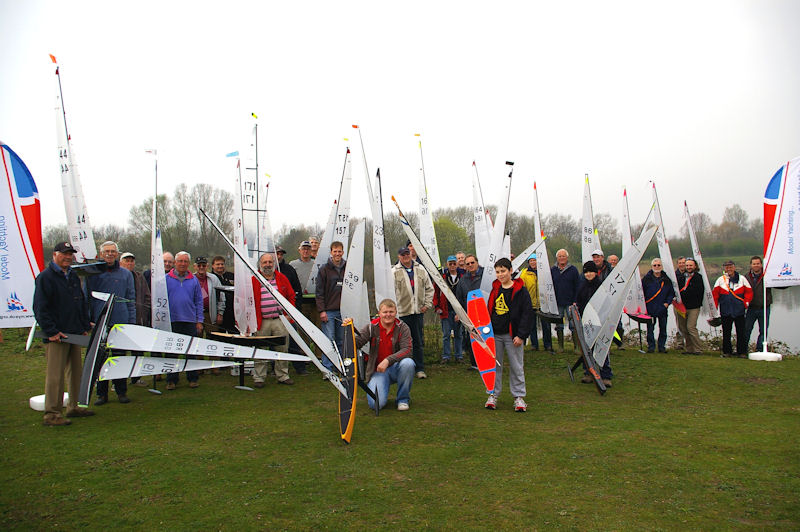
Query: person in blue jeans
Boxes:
[
  {"xmin": 354, "ymin": 299, "xmax": 415, "ymax": 411},
  {"xmin": 642, "ymin": 258, "xmax": 675, "ymax": 353},
  {"xmin": 316, "ymin": 241, "xmax": 346, "ymax": 371},
  {"xmin": 434, "ymin": 255, "xmax": 463, "ymax": 362}
]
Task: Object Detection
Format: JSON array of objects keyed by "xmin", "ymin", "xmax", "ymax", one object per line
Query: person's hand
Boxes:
[
  {"xmin": 342, "ymin": 317, "xmax": 353, "ymax": 326},
  {"xmin": 216, "ymin": 315, "xmax": 223, "ymax": 325},
  {"xmin": 420, "ymin": 306, "xmax": 428, "ymax": 313},
  {"xmin": 513, "ymin": 336, "xmax": 523, "ymax": 347},
  {"xmin": 376, "ymin": 359, "xmax": 389, "ymax": 373},
  {"xmin": 320, "ymin": 311, "xmax": 328, "ymax": 323},
  {"xmin": 454, "ymin": 315, "xmax": 460, "ymax": 322},
  {"xmin": 664, "ymin": 303, "xmax": 669, "ymax": 308},
  {"xmin": 49, "ymin": 332, "xmax": 67, "ymax": 342},
  {"xmin": 196, "ymin": 323, "xmax": 204, "ymax": 335}
]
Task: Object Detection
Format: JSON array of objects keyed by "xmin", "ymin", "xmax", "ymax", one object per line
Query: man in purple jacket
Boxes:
[{"xmin": 165, "ymin": 251, "xmax": 204, "ymax": 389}]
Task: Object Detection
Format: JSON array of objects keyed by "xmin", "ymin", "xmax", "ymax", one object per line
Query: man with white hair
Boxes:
[
  {"xmin": 86, "ymin": 241, "xmax": 136, "ymax": 405},
  {"xmin": 165, "ymin": 251, "xmax": 204, "ymax": 389},
  {"xmin": 550, "ymin": 248, "xmax": 580, "ymax": 352}
]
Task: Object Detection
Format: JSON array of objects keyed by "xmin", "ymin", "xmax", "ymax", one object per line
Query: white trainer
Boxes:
[
  {"xmin": 397, "ymin": 402, "xmax": 409, "ymax": 411},
  {"xmin": 484, "ymin": 394, "xmax": 497, "ymax": 410},
  {"xmin": 514, "ymin": 397, "xmax": 527, "ymax": 412},
  {"xmin": 415, "ymin": 371, "xmax": 427, "ymax": 379}
]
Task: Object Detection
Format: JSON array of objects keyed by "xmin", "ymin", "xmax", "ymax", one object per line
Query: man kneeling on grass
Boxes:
[
  {"xmin": 354, "ymin": 299, "xmax": 415, "ymax": 411},
  {"xmin": 484, "ymin": 258, "xmax": 533, "ymax": 412}
]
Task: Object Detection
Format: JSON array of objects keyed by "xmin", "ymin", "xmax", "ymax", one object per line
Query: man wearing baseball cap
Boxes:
[{"xmin": 33, "ymin": 242, "xmax": 94, "ymax": 425}]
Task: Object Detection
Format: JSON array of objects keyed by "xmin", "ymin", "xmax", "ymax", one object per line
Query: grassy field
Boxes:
[{"xmin": 1, "ymin": 326, "xmax": 798, "ymax": 530}]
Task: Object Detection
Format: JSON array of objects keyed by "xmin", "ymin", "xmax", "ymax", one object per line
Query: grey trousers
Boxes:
[{"xmin": 492, "ymin": 333, "xmax": 526, "ymax": 398}]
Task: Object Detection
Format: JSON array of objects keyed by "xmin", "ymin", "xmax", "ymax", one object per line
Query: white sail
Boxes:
[
  {"xmin": 106, "ymin": 324, "xmax": 308, "ymax": 362},
  {"xmin": 684, "ymin": 200, "xmax": 720, "ymax": 322},
  {"xmin": 581, "ymin": 174, "xmax": 600, "ymax": 264},
  {"xmin": 375, "ymin": 171, "xmax": 395, "ymax": 303},
  {"xmin": 651, "ymin": 182, "xmax": 682, "ymax": 304},
  {"xmin": 582, "ymin": 215, "xmax": 658, "ymax": 366},
  {"xmin": 256, "ymin": 182, "xmax": 278, "ymax": 268},
  {"xmin": 150, "ymin": 229, "xmax": 171, "ymax": 331},
  {"xmin": 368, "ymin": 169, "xmax": 393, "ymax": 306},
  {"xmin": 53, "ymin": 57, "xmax": 96, "ymax": 261},
  {"xmin": 472, "ymin": 161, "xmax": 491, "ymax": 266},
  {"xmin": 305, "ymin": 200, "xmax": 338, "ymax": 295},
  {"xmin": 479, "ymin": 163, "xmax": 513, "ymax": 300},
  {"xmin": 147, "ymin": 150, "xmax": 171, "ymax": 331},
  {"xmin": 417, "ymin": 138, "xmax": 441, "ymax": 268},
  {"xmin": 532, "ymin": 182, "xmax": 559, "ymax": 317},
  {"xmin": 502, "ymin": 232, "xmax": 511, "ymax": 259},
  {"xmin": 333, "ymin": 149, "xmax": 352, "ymax": 258},
  {"xmin": 622, "ymin": 188, "xmax": 648, "ymax": 317},
  {"xmin": 99, "ymin": 356, "xmax": 238, "ymax": 381},
  {"xmin": 232, "ymin": 157, "xmax": 258, "ymax": 335},
  {"xmin": 510, "ymin": 239, "xmax": 547, "ymax": 275},
  {"xmin": 340, "ymin": 220, "xmax": 370, "ymax": 328}
]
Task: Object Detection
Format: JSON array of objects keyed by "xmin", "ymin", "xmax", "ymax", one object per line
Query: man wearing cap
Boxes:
[
  {"xmin": 33, "ymin": 242, "xmax": 94, "ymax": 425},
  {"xmin": 120, "ymin": 252, "xmax": 151, "ymax": 328},
  {"xmin": 251, "ymin": 252, "xmax": 296, "ymax": 386},
  {"xmin": 165, "ymin": 251, "xmax": 204, "ymax": 389},
  {"xmin": 551, "ymin": 249, "xmax": 581, "ymax": 352},
  {"xmin": 290, "ymin": 241, "xmax": 315, "ymax": 291},
  {"xmin": 675, "ymin": 258, "xmax": 705, "ymax": 354},
  {"xmin": 433, "ymin": 255, "xmax": 463, "ymax": 363},
  {"xmin": 121, "ymin": 251, "xmax": 151, "ymax": 387},
  {"xmin": 193, "ymin": 256, "xmax": 225, "ymax": 336},
  {"xmin": 86, "ymin": 241, "xmax": 136, "ymax": 405},
  {"xmin": 519, "ymin": 253, "xmax": 552, "ymax": 352},
  {"xmin": 713, "ymin": 260, "xmax": 753, "ymax": 357},
  {"xmin": 393, "ymin": 246, "xmax": 434, "ymax": 378},
  {"xmin": 316, "ymin": 241, "xmax": 347, "ymax": 371}
]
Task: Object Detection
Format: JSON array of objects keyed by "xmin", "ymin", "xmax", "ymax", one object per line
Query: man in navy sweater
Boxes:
[
  {"xmin": 550, "ymin": 248, "xmax": 581, "ymax": 352},
  {"xmin": 86, "ymin": 241, "xmax": 136, "ymax": 405}
]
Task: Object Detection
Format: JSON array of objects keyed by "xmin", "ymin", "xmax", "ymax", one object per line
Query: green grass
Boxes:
[{"xmin": 1, "ymin": 327, "xmax": 799, "ymax": 530}]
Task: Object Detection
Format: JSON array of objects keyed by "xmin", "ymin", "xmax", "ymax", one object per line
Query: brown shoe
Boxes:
[
  {"xmin": 602, "ymin": 379, "xmax": 613, "ymax": 388},
  {"xmin": 43, "ymin": 414, "xmax": 71, "ymax": 426},
  {"xmin": 253, "ymin": 381, "xmax": 265, "ymax": 388},
  {"xmin": 166, "ymin": 382, "xmax": 176, "ymax": 390},
  {"xmin": 189, "ymin": 381, "xmax": 199, "ymax": 388},
  {"xmin": 580, "ymin": 375, "xmax": 593, "ymax": 384},
  {"xmin": 66, "ymin": 407, "xmax": 95, "ymax": 418},
  {"xmin": 278, "ymin": 378, "xmax": 295, "ymax": 385}
]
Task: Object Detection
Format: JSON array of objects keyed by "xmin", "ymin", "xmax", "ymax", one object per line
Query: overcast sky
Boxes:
[{"xmin": 2, "ymin": 0, "xmax": 799, "ymax": 241}]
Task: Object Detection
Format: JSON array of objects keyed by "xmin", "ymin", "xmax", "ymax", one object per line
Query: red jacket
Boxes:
[{"xmin": 251, "ymin": 271, "xmax": 295, "ymax": 330}]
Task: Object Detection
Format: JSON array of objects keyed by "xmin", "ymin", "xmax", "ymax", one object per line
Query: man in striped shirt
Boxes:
[{"xmin": 251, "ymin": 253, "xmax": 296, "ymax": 387}]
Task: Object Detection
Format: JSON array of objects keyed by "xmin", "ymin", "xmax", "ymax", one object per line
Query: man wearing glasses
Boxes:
[
  {"xmin": 642, "ymin": 258, "xmax": 675, "ymax": 353},
  {"xmin": 85, "ymin": 241, "xmax": 136, "ymax": 405},
  {"xmin": 455, "ymin": 254, "xmax": 484, "ymax": 369}
]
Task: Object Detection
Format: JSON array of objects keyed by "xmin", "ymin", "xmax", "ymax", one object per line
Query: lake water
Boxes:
[{"xmin": 629, "ymin": 286, "xmax": 800, "ymax": 353}]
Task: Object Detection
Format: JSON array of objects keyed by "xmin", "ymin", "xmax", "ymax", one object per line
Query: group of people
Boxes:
[
  {"xmin": 642, "ymin": 255, "xmax": 770, "ymax": 358},
  {"xmin": 33, "ymin": 232, "xmax": 775, "ymax": 426}
]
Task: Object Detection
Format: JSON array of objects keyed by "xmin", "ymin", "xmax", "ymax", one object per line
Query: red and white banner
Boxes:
[{"xmin": 764, "ymin": 155, "xmax": 800, "ymax": 287}]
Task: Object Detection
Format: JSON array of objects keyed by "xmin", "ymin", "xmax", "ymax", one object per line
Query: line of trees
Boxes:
[{"xmin": 42, "ymin": 183, "xmax": 764, "ymax": 272}]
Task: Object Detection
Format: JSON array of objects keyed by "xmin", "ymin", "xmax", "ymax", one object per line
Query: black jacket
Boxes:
[
  {"xmin": 33, "ymin": 262, "xmax": 91, "ymax": 339},
  {"xmin": 576, "ymin": 276, "xmax": 602, "ymax": 315},
  {"xmin": 488, "ymin": 278, "xmax": 533, "ymax": 339},
  {"xmin": 679, "ymin": 272, "xmax": 705, "ymax": 309}
]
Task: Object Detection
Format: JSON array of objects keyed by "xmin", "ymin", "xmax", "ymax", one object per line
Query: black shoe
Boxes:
[
  {"xmin": 94, "ymin": 396, "xmax": 108, "ymax": 406},
  {"xmin": 118, "ymin": 395, "xmax": 131, "ymax": 404},
  {"xmin": 658, "ymin": 348, "xmax": 667, "ymax": 353},
  {"xmin": 647, "ymin": 347, "xmax": 655, "ymax": 353}
]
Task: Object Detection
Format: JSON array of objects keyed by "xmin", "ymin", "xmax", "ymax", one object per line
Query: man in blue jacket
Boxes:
[
  {"xmin": 642, "ymin": 258, "xmax": 675, "ymax": 353},
  {"xmin": 551, "ymin": 248, "xmax": 581, "ymax": 352},
  {"xmin": 86, "ymin": 241, "xmax": 136, "ymax": 405},
  {"xmin": 165, "ymin": 251, "xmax": 204, "ymax": 389}
]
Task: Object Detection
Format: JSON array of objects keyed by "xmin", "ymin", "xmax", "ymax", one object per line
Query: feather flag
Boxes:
[{"xmin": 764, "ymin": 155, "xmax": 800, "ymax": 287}]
